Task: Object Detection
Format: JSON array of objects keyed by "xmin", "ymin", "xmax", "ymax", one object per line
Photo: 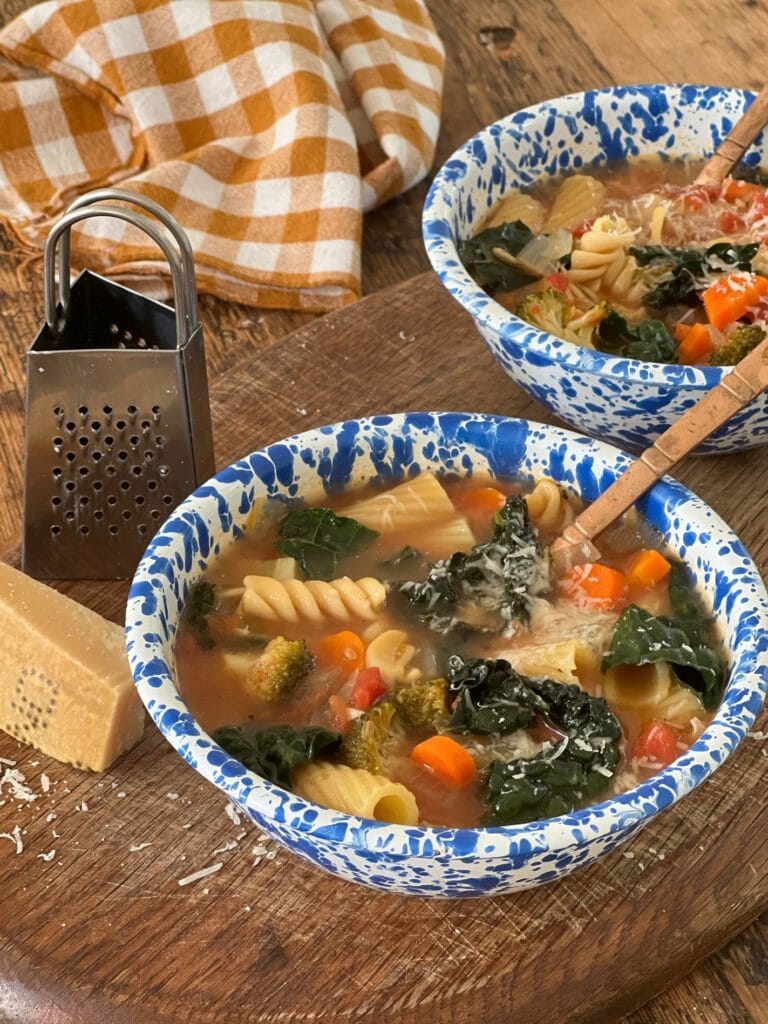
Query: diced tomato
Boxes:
[
  {"xmin": 545, "ymin": 272, "xmax": 570, "ymax": 292},
  {"xmin": 679, "ymin": 184, "xmax": 720, "ymax": 210},
  {"xmin": 572, "ymin": 218, "xmax": 594, "ymax": 239},
  {"xmin": 721, "ymin": 178, "xmax": 763, "ymax": 204},
  {"xmin": 349, "ymin": 666, "xmax": 387, "ymax": 711},
  {"xmin": 717, "ymin": 211, "xmax": 746, "ymax": 234},
  {"xmin": 634, "ymin": 720, "xmax": 679, "ymax": 765}
]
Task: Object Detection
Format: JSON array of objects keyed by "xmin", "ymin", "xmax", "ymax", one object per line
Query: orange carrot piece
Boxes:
[
  {"xmin": 702, "ymin": 272, "xmax": 768, "ymax": 330},
  {"xmin": 721, "ymin": 178, "xmax": 762, "ymax": 203},
  {"xmin": 559, "ymin": 562, "xmax": 627, "ymax": 610},
  {"xmin": 455, "ymin": 486, "xmax": 506, "ymax": 516},
  {"xmin": 626, "ymin": 549, "xmax": 672, "ymax": 590},
  {"xmin": 410, "ymin": 735, "xmax": 477, "ymax": 787},
  {"xmin": 314, "ymin": 630, "xmax": 365, "ymax": 675},
  {"xmin": 677, "ymin": 323, "xmax": 714, "ymax": 364},
  {"xmin": 673, "ymin": 322, "xmax": 692, "ymax": 342}
]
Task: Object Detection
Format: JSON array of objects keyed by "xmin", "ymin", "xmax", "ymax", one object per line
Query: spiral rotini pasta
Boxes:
[
  {"xmin": 239, "ymin": 576, "xmax": 387, "ymax": 629},
  {"xmin": 568, "ymin": 215, "xmax": 645, "ymax": 305},
  {"xmin": 292, "ymin": 762, "xmax": 419, "ymax": 825},
  {"xmin": 365, "ymin": 629, "xmax": 421, "ymax": 686},
  {"xmin": 524, "ymin": 478, "xmax": 575, "ymax": 532}
]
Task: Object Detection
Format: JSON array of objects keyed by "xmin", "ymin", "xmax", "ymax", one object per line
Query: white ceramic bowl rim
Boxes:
[
  {"xmin": 126, "ymin": 412, "xmax": 768, "ymax": 861},
  {"xmin": 423, "ymin": 83, "xmax": 758, "ymax": 389}
]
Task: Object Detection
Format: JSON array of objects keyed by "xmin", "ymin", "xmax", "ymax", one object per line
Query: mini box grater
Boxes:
[{"xmin": 22, "ymin": 189, "xmax": 215, "ymax": 580}]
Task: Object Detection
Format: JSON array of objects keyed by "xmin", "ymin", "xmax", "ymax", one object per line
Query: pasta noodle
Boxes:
[
  {"xmin": 343, "ymin": 472, "xmax": 467, "ymax": 535},
  {"xmin": 292, "ymin": 762, "xmax": 419, "ymax": 825},
  {"xmin": 239, "ymin": 576, "xmax": 387, "ymax": 630},
  {"xmin": 243, "ymin": 557, "xmax": 298, "ymax": 581},
  {"xmin": 486, "ymin": 191, "xmax": 545, "ymax": 232},
  {"xmin": 568, "ymin": 215, "xmax": 645, "ymax": 305},
  {"xmin": 543, "ymin": 174, "xmax": 606, "ymax": 232},
  {"xmin": 524, "ymin": 478, "xmax": 574, "ymax": 532},
  {"xmin": 365, "ymin": 629, "xmax": 421, "ymax": 686},
  {"xmin": 503, "ymin": 638, "xmax": 597, "ymax": 685},
  {"xmin": 603, "ymin": 662, "xmax": 676, "ymax": 714}
]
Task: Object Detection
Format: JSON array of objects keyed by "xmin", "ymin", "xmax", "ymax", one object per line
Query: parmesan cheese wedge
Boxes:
[{"xmin": 0, "ymin": 563, "xmax": 145, "ymax": 771}]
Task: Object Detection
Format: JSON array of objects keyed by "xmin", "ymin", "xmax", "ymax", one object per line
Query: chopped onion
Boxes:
[{"xmin": 493, "ymin": 229, "xmax": 572, "ymax": 277}]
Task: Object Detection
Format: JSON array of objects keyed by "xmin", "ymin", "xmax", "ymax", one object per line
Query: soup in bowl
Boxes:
[
  {"xmin": 422, "ymin": 85, "xmax": 768, "ymax": 452},
  {"xmin": 126, "ymin": 413, "xmax": 768, "ymax": 897}
]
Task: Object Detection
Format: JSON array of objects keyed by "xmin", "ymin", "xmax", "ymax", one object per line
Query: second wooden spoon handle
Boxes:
[
  {"xmin": 559, "ymin": 338, "xmax": 768, "ymax": 549},
  {"xmin": 695, "ymin": 84, "xmax": 768, "ymax": 186}
]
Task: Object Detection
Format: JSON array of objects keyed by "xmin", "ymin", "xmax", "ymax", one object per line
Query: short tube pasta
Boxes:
[
  {"xmin": 292, "ymin": 762, "xmax": 419, "ymax": 825},
  {"xmin": 343, "ymin": 472, "xmax": 472, "ymax": 540},
  {"xmin": 239, "ymin": 576, "xmax": 387, "ymax": 629},
  {"xmin": 543, "ymin": 174, "xmax": 606, "ymax": 232},
  {"xmin": 486, "ymin": 191, "xmax": 545, "ymax": 232}
]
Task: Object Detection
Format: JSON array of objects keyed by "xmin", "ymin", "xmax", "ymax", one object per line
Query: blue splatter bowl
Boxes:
[
  {"xmin": 125, "ymin": 413, "xmax": 768, "ymax": 898},
  {"xmin": 423, "ymin": 84, "xmax": 768, "ymax": 453}
]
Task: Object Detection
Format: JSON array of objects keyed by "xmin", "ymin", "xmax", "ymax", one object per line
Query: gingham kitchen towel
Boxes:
[{"xmin": 0, "ymin": 0, "xmax": 444, "ymax": 312}]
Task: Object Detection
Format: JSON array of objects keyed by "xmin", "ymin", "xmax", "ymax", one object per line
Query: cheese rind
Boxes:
[{"xmin": 0, "ymin": 563, "xmax": 145, "ymax": 771}]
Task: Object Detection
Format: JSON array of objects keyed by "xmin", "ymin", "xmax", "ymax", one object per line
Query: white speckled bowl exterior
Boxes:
[
  {"xmin": 422, "ymin": 84, "xmax": 768, "ymax": 453},
  {"xmin": 126, "ymin": 413, "xmax": 768, "ymax": 898}
]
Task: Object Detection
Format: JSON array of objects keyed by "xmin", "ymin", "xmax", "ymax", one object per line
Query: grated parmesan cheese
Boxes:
[
  {"xmin": 177, "ymin": 862, "xmax": 223, "ymax": 887},
  {"xmin": 0, "ymin": 825, "xmax": 23, "ymax": 854}
]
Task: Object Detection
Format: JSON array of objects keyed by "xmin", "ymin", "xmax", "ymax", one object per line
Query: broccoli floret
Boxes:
[
  {"xmin": 710, "ymin": 323, "xmax": 766, "ymax": 365},
  {"xmin": 242, "ymin": 636, "xmax": 314, "ymax": 703},
  {"xmin": 394, "ymin": 678, "xmax": 450, "ymax": 729},
  {"xmin": 515, "ymin": 288, "xmax": 605, "ymax": 347},
  {"xmin": 339, "ymin": 700, "xmax": 396, "ymax": 774}
]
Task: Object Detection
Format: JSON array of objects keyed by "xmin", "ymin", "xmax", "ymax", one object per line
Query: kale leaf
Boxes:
[
  {"xmin": 602, "ymin": 592, "xmax": 723, "ymax": 711},
  {"xmin": 185, "ymin": 581, "xmax": 217, "ymax": 650},
  {"xmin": 274, "ymin": 507, "xmax": 379, "ymax": 580},
  {"xmin": 398, "ymin": 494, "xmax": 546, "ymax": 635},
  {"xmin": 597, "ymin": 310, "xmax": 677, "ymax": 363},
  {"xmin": 446, "ymin": 658, "xmax": 623, "ymax": 825},
  {"xmin": 377, "ymin": 545, "xmax": 425, "ymax": 582},
  {"xmin": 212, "ymin": 723, "xmax": 341, "ymax": 788},
  {"xmin": 446, "ymin": 655, "xmax": 544, "ymax": 735},
  {"xmin": 458, "ymin": 220, "xmax": 538, "ymax": 291},
  {"xmin": 630, "ymin": 241, "xmax": 759, "ymax": 308}
]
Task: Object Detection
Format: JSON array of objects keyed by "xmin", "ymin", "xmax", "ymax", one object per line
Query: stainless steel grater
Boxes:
[{"xmin": 22, "ymin": 188, "xmax": 215, "ymax": 580}]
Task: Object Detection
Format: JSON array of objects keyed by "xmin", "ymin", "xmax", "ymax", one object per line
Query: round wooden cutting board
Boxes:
[{"xmin": 2, "ymin": 274, "xmax": 767, "ymax": 1024}]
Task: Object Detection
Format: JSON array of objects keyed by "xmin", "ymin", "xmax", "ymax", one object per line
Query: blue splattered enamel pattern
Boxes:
[
  {"xmin": 125, "ymin": 413, "xmax": 768, "ymax": 898},
  {"xmin": 422, "ymin": 85, "xmax": 768, "ymax": 453}
]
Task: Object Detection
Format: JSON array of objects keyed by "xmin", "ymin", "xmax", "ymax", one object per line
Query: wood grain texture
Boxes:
[{"xmin": 0, "ymin": 0, "xmax": 767, "ymax": 1021}]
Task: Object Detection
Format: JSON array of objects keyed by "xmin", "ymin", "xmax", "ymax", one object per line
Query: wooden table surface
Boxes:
[{"xmin": 1, "ymin": 0, "xmax": 767, "ymax": 1021}]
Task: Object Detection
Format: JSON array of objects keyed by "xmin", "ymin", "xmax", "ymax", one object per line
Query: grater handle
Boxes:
[
  {"xmin": 60, "ymin": 189, "xmax": 199, "ymax": 338},
  {"xmin": 44, "ymin": 205, "xmax": 190, "ymax": 348}
]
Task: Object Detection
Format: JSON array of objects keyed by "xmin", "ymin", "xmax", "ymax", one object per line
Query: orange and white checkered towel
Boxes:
[{"xmin": 0, "ymin": 0, "xmax": 444, "ymax": 312}]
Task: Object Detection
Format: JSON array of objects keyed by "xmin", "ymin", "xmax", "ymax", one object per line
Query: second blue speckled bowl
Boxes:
[
  {"xmin": 126, "ymin": 413, "xmax": 768, "ymax": 897},
  {"xmin": 423, "ymin": 84, "xmax": 768, "ymax": 453}
]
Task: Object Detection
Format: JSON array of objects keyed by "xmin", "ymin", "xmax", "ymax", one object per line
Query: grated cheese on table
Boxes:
[
  {"xmin": 177, "ymin": 862, "xmax": 223, "ymax": 887},
  {"xmin": 0, "ymin": 825, "xmax": 23, "ymax": 854},
  {"xmin": 0, "ymin": 767, "xmax": 37, "ymax": 803}
]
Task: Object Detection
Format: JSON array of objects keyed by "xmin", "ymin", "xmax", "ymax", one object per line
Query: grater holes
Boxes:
[
  {"xmin": 129, "ymin": 435, "xmax": 139, "ymax": 447},
  {"xmin": 163, "ymin": 495, "xmax": 173, "ymax": 505},
  {"xmin": 52, "ymin": 467, "xmax": 62, "ymax": 479},
  {"xmin": 135, "ymin": 495, "xmax": 146, "ymax": 506},
  {"xmin": 150, "ymin": 510, "xmax": 160, "ymax": 520},
  {"xmin": 65, "ymin": 511, "xmax": 75, "ymax": 522},
  {"xmin": 65, "ymin": 420, "xmax": 76, "ymax": 433},
  {"xmin": 109, "ymin": 525, "xmax": 118, "ymax": 535},
  {"xmin": 93, "ymin": 480, "xmax": 103, "ymax": 492},
  {"xmin": 106, "ymin": 465, "xmax": 116, "ymax": 477},
  {"xmin": 123, "ymin": 510, "xmax": 132, "ymax": 521},
  {"xmin": 123, "ymin": 331, "xmax": 132, "ymax": 342},
  {"xmin": 78, "ymin": 436, "xmax": 89, "ymax": 447},
  {"xmin": 78, "ymin": 404, "xmax": 88, "ymax": 416},
  {"xmin": 109, "ymin": 324, "xmax": 119, "ymax": 335},
  {"xmin": 120, "ymin": 481, "xmax": 130, "ymax": 492},
  {"xmin": 118, "ymin": 451, "xmax": 128, "ymax": 461},
  {"xmin": 53, "ymin": 437, "xmax": 63, "ymax": 450},
  {"xmin": 103, "ymin": 404, "xmax": 113, "ymax": 417},
  {"xmin": 79, "ymin": 525, "xmax": 89, "ymax": 536},
  {"xmin": 79, "ymin": 496, "xmax": 89, "ymax": 507},
  {"xmin": 140, "ymin": 420, "xmax": 151, "ymax": 433},
  {"xmin": 91, "ymin": 421, "xmax": 101, "ymax": 433},
  {"xmin": 137, "ymin": 338, "xmax": 147, "ymax": 349},
  {"xmin": 138, "ymin": 524, "xmax": 148, "ymax": 535},
  {"xmin": 65, "ymin": 481, "xmax": 75, "ymax": 492},
  {"xmin": 148, "ymin": 480, "xmax": 158, "ymax": 491},
  {"xmin": 107, "ymin": 496, "xmax": 118, "ymax": 507},
  {"xmin": 94, "ymin": 510, "xmax": 104, "ymax": 521},
  {"xmin": 127, "ymin": 404, "xmax": 138, "ymax": 415},
  {"xmin": 144, "ymin": 451, "xmax": 154, "ymax": 462},
  {"xmin": 79, "ymin": 466, "xmax": 89, "ymax": 477},
  {"xmin": 132, "ymin": 466, "xmax": 142, "ymax": 477},
  {"xmin": 92, "ymin": 451, "xmax": 103, "ymax": 463},
  {"xmin": 155, "ymin": 436, "xmax": 165, "ymax": 448},
  {"xmin": 158, "ymin": 465, "xmax": 169, "ymax": 477},
  {"xmin": 66, "ymin": 452, "xmax": 76, "ymax": 463},
  {"xmin": 152, "ymin": 405, "xmax": 161, "ymax": 420},
  {"xmin": 51, "ymin": 497, "xmax": 61, "ymax": 509},
  {"xmin": 116, "ymin": 420, "xmax": 126, "ymax": 431},
  {"xmin": 53, "ymin": 404, "xmax": 63, "ymax": 417}
]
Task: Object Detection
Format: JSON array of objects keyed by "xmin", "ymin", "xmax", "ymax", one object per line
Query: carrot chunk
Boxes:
[
  {"xmin": 410, "ymin": 735, "xmax": 477, "ymax": 787},
  {"xmin": 455, "ymin": 486, "xmax": 506, "ymax": 516},
  {"xmin": 677, "ymin": 323, "xmax": 714, "ymax": 364},
  {"xmin": 721, "ymin": 178, "xmax": 762, "ymax": 203},
  {"xmin": 315, "ymin": 630, "xmax": 365, "ymax": 675},
  {"xmin": 702, "ymin": 272, "xmax": 768, "ymax": 330},
  {"xmin": 626, "ymin": 549, "xmax": 672, "ymax": 590},
  {"xmin": 559, "ymin": 562, "xmax": 627, "ymax": 610}
]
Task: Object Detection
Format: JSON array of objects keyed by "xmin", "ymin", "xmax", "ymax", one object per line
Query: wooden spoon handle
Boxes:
[
  {"xmin": 695, "ymin": 84, "xmax": 768, "ymax": 186},
  {"xmin": 557, "ymin": 337, "xmax": 768, "ymax": 551}
]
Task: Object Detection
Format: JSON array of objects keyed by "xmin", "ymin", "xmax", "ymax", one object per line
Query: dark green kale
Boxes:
[
  {"xmin": 602, "ymin": 565, "xmax": 723, "ymax": 711},
  {"xmin": 630, "ymin": 241, "xmax": 759, "ymax": 308},
  {"xmin": 446, "ymin": 655, "xmax": 544, "ymax": 735},
  {"xmin": 377, "ymin": 545, "xmax": 425, "ymax": 581},
  {"xmin": 398, "ymin": 495, "xmax": 547, "ymax": 635},
  {"xmin": 212, "ymin": 723, "xmax": 341, "ymax": 788},
  {"xmin": 185, "ymin": 581, "xmax": 217, "ymax": 650},
  {"xmin": 446, "ymin": 659, "xmax": 623, "ymax": 825},
  {"xmin": 274, "ymin": 507, "xmax": 379, "ymax": 580},
  {"xmin": 458, "ymin": 219, "xmax": 538, "ymax": 291},
  {"xmin": 597, "ymin": 310, "xmax": 677, "ymax": 363}
]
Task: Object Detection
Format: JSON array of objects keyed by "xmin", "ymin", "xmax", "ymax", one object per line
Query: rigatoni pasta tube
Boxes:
[{"xmin": 292, "ymin": 762, "xmax": 419, "ymax": 825}]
